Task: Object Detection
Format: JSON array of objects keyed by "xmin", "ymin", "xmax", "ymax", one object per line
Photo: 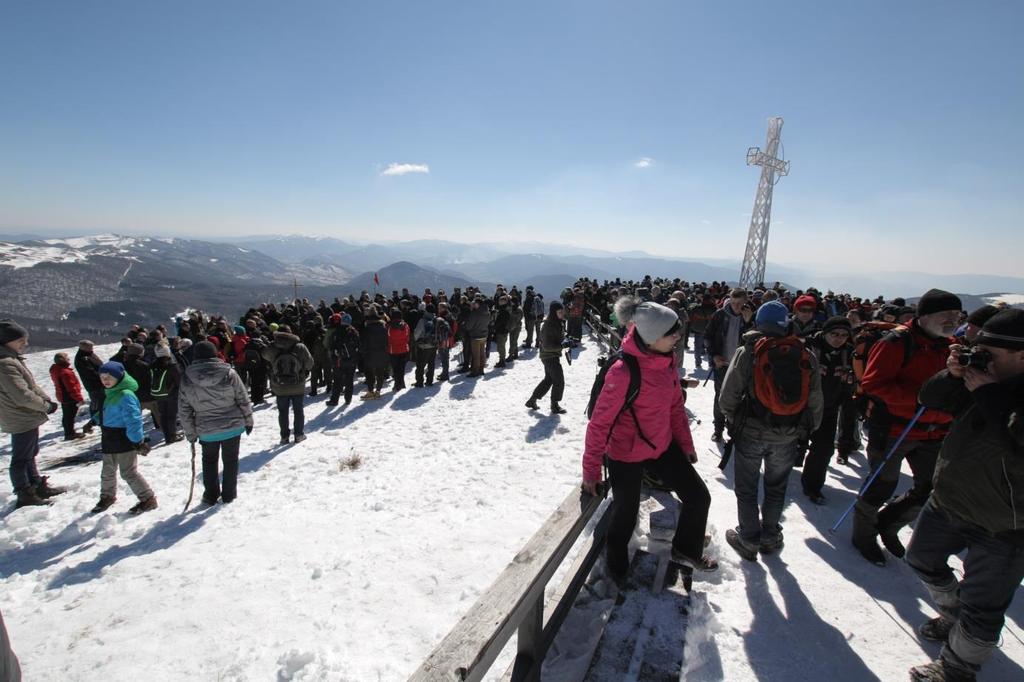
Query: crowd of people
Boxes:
[{"xmin": 2, "ymin": 275, "xmax": 1023, "ymax": 681}]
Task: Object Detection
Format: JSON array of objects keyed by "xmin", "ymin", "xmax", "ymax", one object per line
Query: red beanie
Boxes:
[{"xmin": 794, "ymin": 295, "xmax": 817, "ymax": 310}]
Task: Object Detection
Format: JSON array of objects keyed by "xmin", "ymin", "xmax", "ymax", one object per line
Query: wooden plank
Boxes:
[{"xmin": 409, "ymin": 488, "xmax": 603, "ymax": 682}]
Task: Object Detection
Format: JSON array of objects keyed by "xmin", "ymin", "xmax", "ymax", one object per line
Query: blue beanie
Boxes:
[
  {"xmin": 755, "ymin": 301, "xmax": 790, "ymax": 333},
  {"xmin": 99, "ymin": 361, "xmax": 126, "ymax": 381},
  {"xmin": 340, "ymin": 313, "xmax": 352, "ymax": 326},
  {"xmin": 233, "ymin": 325, "xmax": 246, "ymax": 334}
]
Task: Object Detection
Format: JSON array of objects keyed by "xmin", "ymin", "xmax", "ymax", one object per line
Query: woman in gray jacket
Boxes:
[{"xmin": 178, "ymin": 341, "xmax": 254, "ymax": 505}]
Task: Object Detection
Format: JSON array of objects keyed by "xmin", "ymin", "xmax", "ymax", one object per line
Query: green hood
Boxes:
[{"xmin": 104, "ymin": 372, "xmax": 139, "ymax": 407}]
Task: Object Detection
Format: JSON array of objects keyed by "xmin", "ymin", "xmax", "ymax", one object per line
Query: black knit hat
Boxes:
[
  {"xmin": 966, "ymin": 305, "xmax": 1000, "ymax": 328},
  {"xmin": 822, "ymin": 316, "xmax": 853, "ymax": 335},
  {"xmin": 194, "ymin": 340, "xmax": 218, "ymax": 360},
  {"xmin": 916, "ymin": 289, "xmax": 962, "ymax": 317},
  {"xmin": 0, "ymin": 319, "xmax": 28, "ymax": 345},
  {"xmin": 549, "ymin": 301, "xmax": 564, "ymax": 314},
  {"xmin": 977, "ymin": 309, "xmax": 1024, "ymax": 350}
]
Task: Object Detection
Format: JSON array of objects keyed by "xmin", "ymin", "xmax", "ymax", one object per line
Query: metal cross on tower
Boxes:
[{"xmin": 738, "ymin": 116, "xmax": 790, "ymax": 288}]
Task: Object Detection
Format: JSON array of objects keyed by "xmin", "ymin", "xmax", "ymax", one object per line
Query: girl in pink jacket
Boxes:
[{"xmin": 582, "ymin": 296, "xmax": 717, "ymax": 579}]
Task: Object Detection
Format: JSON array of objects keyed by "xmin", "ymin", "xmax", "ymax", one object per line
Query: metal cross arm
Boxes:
[{"xmin": 746, "ymin": 147, "xmax": 790, "ymax": 175}]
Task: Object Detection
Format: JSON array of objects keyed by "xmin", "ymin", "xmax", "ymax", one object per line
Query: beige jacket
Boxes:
[{"xmin": 0, "ymin": 346, "xmax": 52, "ymax": 434}]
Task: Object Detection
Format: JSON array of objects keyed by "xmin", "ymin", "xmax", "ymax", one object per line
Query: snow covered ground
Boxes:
[
  {"xmin": 984, "ymin": 293, "xmax": 1024, "ymax": 308},
  {"xmin": 2, "ymin": 338, "xmax": 1024, "ymax": 680}
]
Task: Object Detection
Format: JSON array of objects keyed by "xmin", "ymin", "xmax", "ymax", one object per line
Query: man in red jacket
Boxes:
[
  {"xmin": 852, "ymin": 289, "xmax": 961, "ymax": 565},
  {"xmin": 50, "ymin": 352, "xmax": 86, "ymax": 441}
]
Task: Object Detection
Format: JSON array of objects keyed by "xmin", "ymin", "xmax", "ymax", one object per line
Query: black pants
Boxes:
[
  {"xmin": 201, "ymin": 436, "xmax": 240, "ymax": 502},
  {"xmin": 156, "ymin": 397, "xmax": 179, "ymax": 444},
  {"xmin": 250, "ymin": 364, "xmax": 268, "ymax": 404},
  {"xmin": 60, "ymin": 401, "xmax": 79, "ymax": 438},
  {"xmin": 530, "ymin": 356, "xmax": 564, "ymax": 404},
  {"xmin": 8, "ymin": 428, "xmax": 41, "ymax": 492},
  {"xmin": 606, "ymin": 442, "xmax": 711, "ymax": 575},
  {"xmin": 801, "ymin": 402, "xmax": 840, "ymax": 496},
  {"xmin": 415, "ymin": 347, "xmax": 437, "ymax": 385},
  {"xmin": 712, "ymin": 365, "xmax": 728, "ymax": 433},
  {"xmin": 854, "ymin": 437, "xmax": 941, "ymax": 536},
  {"xmin": 836, "ymin": 397, "xmax": 859, "ymax": 455},
  {"xmin": 438, "ymin": 348, "xmax": 451, "ymax": 380},
  {"xmin": 390, "ymin": 353, "xmax": 408, "ymax": 389},
  {"xmin": 524, "ymin": 317, "xmax": 536, "ymax": 346},
  {"xmin": 330, "ymin": 363, "xmax": 356, "ymax": 403},
  {"xmin": 364, "ymin": 363, "xmax": 386, "ymax": 393},
  {"xmin": 276, "ymin": 394, "xmax": 305, "ymax": 438}
]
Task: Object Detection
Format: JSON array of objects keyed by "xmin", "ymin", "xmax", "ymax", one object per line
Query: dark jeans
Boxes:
[
  {"xmin": 530, "ymin": 356, "xmax": 564, "ymax": 404},
  {"xmin": 855, "ymin": 438, "xmax": 941, "ymax": 531},
  {"xmin": 712, "ymin": 365, "xmax": 728, "ymax": 433},
  {"xmin": 415, "ymin": 347, "xmax": 437, "ymax": 385},
  {"xmin": 201, "ymin": 436, "xmax": 240, "ymax": 502},
  {"xmin": 801, "ymin": 402, "xmax": 840, "ymax": 496},
  {"xmin": 390, "ymin": 353, "xmax": 408, "ymax": 389},
  {"xmin": 732, "ymin": 434, "xmax": 798, "ymax": 543},
  {"xmin": 156, "ymin": 396, "xmax": 179, "ymax": 443},
  {"xmin": 836, "ymin": 397, "xmax": 859, "ymax": 455},
  {"xmin": 364, "ymin": 363, "xmax": 386, "ymax": 393},
  {"xmin": 250, "ymin": 364, "xmax": 268, "ymax": 404},
  {"xmin": 330, "ymin": 364, "xmax": 355, "ymax": 403},
  {"xmin": 524, "ymin": 317, "xmax": 536, "ymax": 346},
  {"xmin": 8, "ymin": 428, "xmax": 41, "ymax": 492},
  {"xmin": 276, "ymin": 394, "xmax": 305, "ymax": 438},
  {"xmin": 905, "ymin": 498, "xmax": 1024, "ymax": 674},
  {"xmin": 60, "ymin": 401, "xmax": 79, "ymax": 438},
  {"xmin": 438, "ymin": 347, "xmax": 451, "ymax": 379},
  {"xmin": 606, "ymin": 442, "xmax": 711, "ymax": 575},
  {"xmin": 692, "ymin": 333, "xmax": 706, "ymax": 368}
]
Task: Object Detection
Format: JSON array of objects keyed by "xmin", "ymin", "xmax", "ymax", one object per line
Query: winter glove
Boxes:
[
  {"xmin": 46, "ymin": 401, "xmax": 59, "ymax": 415},
  {"xmin": 245, "ymin": 424, "xmax": 253, "ymax": 436},
  {"xmin": 134, "ymin": 441, "xmax": 152, "ymax": 457},
  {"xmin": 560, "ymin": 340, "xmax": 571, "ymax": 349}
]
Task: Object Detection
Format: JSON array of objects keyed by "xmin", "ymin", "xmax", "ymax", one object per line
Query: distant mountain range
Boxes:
[{"xmin": 1, "ymin": 231, "xmax": 1021, "ymax": 348}]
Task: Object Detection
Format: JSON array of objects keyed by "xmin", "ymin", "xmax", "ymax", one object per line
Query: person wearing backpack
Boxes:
[
  {"xmin": 261, "ymin": 326, "xmax": 314, "ymax": 444},
  {"xmin": 705, "ymin": 288, "xmax": 753, "ymax": 442},
  {"xmin": 581, "ymin": 296, "xmax": 717, "ymax": 581},
  {"xmin": 526, "ymin": 301, "xmax": 570, "ymax": 414},
  {"xmin": 179, "ymin": 340, "xmax": 254, "ymax": 505},
  {"xmin": 852, "ymin": 289, "xmax": 960, "ymax": 566},
  {"xmin": 719, "ymin": 301, "xmax": 824, "ymax": 561},
  {"xmin": 149, "ymin": 343, "xmax": 182, "ymax": 445},
  {"xmin": 507, "ymin": 296, "xmax": 524, "ymax": 360},
  {"xmin": 326, "ymin": 313, "xmax": 360, "ymax": 406},
  {"xmin": 435, "ymin": 302, "xmax": 456, "ymax": 382},
  {"xmin": 800, "ymin": 317, "xmax": 855, "ymax": 504},
  {"xmin": 413, "ymin": 306, "xmax": 439, "ymax": 387}
]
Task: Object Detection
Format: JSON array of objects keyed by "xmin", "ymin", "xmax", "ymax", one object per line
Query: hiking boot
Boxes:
[
  {"xmin": 919, "ymin": 617, "xmax": 955, "ymax": 643},
  {"xmin": 280, "ymin": 436, "xmax": 290, "ymax": 445},
  {"xmin": 725, "ymin": 529, "xmax": 759, "ymax": 562},
  {"xmin": 525, "ymin": 399, "xmax": 539, "ymax": 410},
  {"xmin": 325, "ymin": 400, "xmax": 338, "ymax": 407},
  {"xmin": 438, "ymin": 374, "xmax": 449, "ymax": 382},
  {"xmin": 670, "ymin": 548, "xmax": 719, "ymax": 573},
  {"xmin": 836, "ymin": 453, "xmax": 850, "ymax": 466},
  {"xmin": 82, "ymin": 422, "xmax": 95, "ymax": 434},
  {"xmin": 495, "ymin": 361, "xmax": 506, "ymax": 368},
  {"xmin": 201, "ymin": 494, "xmax": 219, "ymax": 506},
  {"xmin": 15, "ymin": 486, "xmax": 51, "ymax": 508},
  {"xmin": 36, "ymin": 476, "xmax": 67, "ymax": 499},
  {"xmin": 759, "ymin": 534, "xmax": 785, "ymax": 555},
  {"xmin": 294, "ymin": 434, "xmax": 307, "ymax": 444},
  {"xmin": 551, "ymin": 402, "xmax": 567, "ymax": 415},
  {"xmin": 64, "ymin": 432, "xmax": 86, "ymax": 441},
  {"xmin": 804, "ymin": 491, "xmax": 827, "ymax": 505},
  {"xmin": 413, "ymin": 382, "xmax": 424, "ymax": 388},
  {"xmin": 129, "ymin": 496, "xmax": 158, "ymax": 515},
  {"xmin": 852, "ymin": 534, "xmax": 887, "ymax": 566},
  {"xmin": 90, "ymin": 496, "xmax": 116, "ymax": 513},
  {"xmin": 878, "ymin": 523, "xmax": 907, "ymax": 558},
  {"xmin": 909, "ymin": 659, "xmax": 976, "ymax": 682}
]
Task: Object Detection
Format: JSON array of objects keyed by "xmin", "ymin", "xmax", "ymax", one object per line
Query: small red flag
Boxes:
[{"xmin": 373, "ymin": 272, "xmax": 380, "ymax": 286}]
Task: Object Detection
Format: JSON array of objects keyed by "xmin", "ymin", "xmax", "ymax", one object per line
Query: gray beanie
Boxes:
[
  {"xmin": 614, "ymin": 296, "xmax": 679, "ymax": 344},
  {"xmin": 0, "ymin": 319, "xmax": 28, "ymax": 345}
]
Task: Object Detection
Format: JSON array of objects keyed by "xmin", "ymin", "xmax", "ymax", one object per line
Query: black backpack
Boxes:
[
  {"xmin": 585, "ymin": 351, "xmax": 654, "ymax": 449},
  {"xmin": 272, "ymin": 348, "xmax": 304, "ymax": 386},
  {"xmin": 416, "ymin": 317, "xmax": 437, "ymax": 348}
]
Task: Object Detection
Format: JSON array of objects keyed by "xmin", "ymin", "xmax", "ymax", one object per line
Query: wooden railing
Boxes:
[
  {"xmin": 584, "ymin": 307, "xmax": 621, "ymax": 351},
  {"xmin": 409, "ymin": 487, "xmax": 610, "ymax": 682}
]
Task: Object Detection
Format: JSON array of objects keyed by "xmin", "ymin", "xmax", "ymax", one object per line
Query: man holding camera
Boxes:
[
  {"xmin": 904, "ymin": 309, "xmax": 1024, "ymax": 682},
  {"xmin": 853, "ymin": 289, "xmax": 961, "ymax": 565}
]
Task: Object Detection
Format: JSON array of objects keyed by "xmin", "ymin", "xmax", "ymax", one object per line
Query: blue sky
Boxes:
[{"xmin": 1, "ymin": 1, "xmax": 1021, "ymax": 275}]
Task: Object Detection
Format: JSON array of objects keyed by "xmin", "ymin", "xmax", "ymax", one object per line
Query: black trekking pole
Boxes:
[
  {"xmin": 564, "ymin": 347, "xmax": 572, "ymax": 366},
  {"xmin": 183, "ymin": 441, "xmax": 197, "ymax": 513},
  {"xmin": 717, "ymin": 439, "xmax": 735, "ymax": 470},
  {"xmin": 829, "ymin": 404, "xmax": 927, "ymax": 534}
]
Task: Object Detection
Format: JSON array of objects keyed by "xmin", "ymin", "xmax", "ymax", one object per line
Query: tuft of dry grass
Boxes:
[{"xmin": 339, "ymin": 452, "xmax": 362, "ymax": 471}]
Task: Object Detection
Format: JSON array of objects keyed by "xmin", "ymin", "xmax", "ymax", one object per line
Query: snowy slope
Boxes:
[{"xmin": 2, "ymin": 340, "xmax": 1023, "ymax": 680}]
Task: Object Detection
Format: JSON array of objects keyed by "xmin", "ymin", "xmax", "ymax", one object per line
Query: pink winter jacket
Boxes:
[{"xmin": 582, "ymin": 327, "xmax": 695, "ymax": 482}]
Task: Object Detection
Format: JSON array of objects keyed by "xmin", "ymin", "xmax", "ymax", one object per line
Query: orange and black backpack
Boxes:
[{"xmin": 747, "ymin": 335, "xmax": 814, "ymax": 425}]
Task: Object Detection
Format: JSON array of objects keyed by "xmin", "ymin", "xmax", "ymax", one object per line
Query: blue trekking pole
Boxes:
[{"xmin": 829, "ymin": 404, "xmax": 927, "ymax": 534}]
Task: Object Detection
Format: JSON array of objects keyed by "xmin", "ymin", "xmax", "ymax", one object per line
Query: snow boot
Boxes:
[
  {"xmin": 759, "ymin": 533, "xmax": 785, "ymax": 555},
  {"xmin": 325, "ymin": 400, "xmax": 338, "ymax": 407},
  {"xmin": 525, "ymin": 398, "xmax": 539, "ymax": 410},
  {"xmin": 670, "ymin": 548, "xmax": 719, "ymax": 573},
  {"xmin": 294, "ymin": 434, "xmax": 307, "ymax": 444},
  {"xmin": 64, "ymin": 432, "xmax": 86, "ymax": 441},
  {"xmin": 804, "ymin": 491, "xmax": 827, "ymax": 505},
  {"xmin": 280, "ymin": 435, "xmax": 290, "ymax": 445},
  {"xmin": 725, "ymin": 528, "xmax": 759, "ymax": 562},
  {"xmin": 90, "ymin": 496, "xmax": 116, "ymax": 513},
  {"xmin": 919, "ymin": 617, "xmax": 955, "ymax": 643},
  {"xmin": 909, "ymin": 659, "xmax": 976, "ymax": 682},
  {"xmin": 128, "ymin": 495, "xmax": 158, "ymax": 515},
  {"xmin": 852, "ymin": 507, "xmax": 887, "ymax": 566},
  {"xmin": 15, "ymin": 486, "xmax": 51, "ymax": 508},
  {"xmin": 36, "ymin": 476, "xmax": 67, "ymax": 499},
  {"xmin": 550, "ymin": 402, "xmax": 567, "ymax": 415},
  {"xmin": 82, "ymin": 421, "xmax": 95, "ymax": 435}
]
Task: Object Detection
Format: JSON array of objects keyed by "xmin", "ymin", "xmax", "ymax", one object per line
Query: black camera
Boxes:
[{"xmin": 956, "ymin": 348, "xmax": 993, "ymax": 370}]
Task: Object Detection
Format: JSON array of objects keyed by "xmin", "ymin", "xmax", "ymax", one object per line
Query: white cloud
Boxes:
[
  {"xmin": 381, "ymin": 163, "xmax": 430, "ymax": 177},
  {"xmin": 633, "ymin": 157, "xmax": 653, "ymax": 169}
]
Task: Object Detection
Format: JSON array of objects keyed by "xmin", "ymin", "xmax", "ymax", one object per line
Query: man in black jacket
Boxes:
[
  {"xmin": 74, "ymin": 340, "xmax": 105, "ymax": 434},
  {"xmin": 704, "ymin": 288, "xmax": 752, "ymax": 441},
  {"xmin": 905, "ymin": 309, "xmax": 1024, "ymax": 682}
]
